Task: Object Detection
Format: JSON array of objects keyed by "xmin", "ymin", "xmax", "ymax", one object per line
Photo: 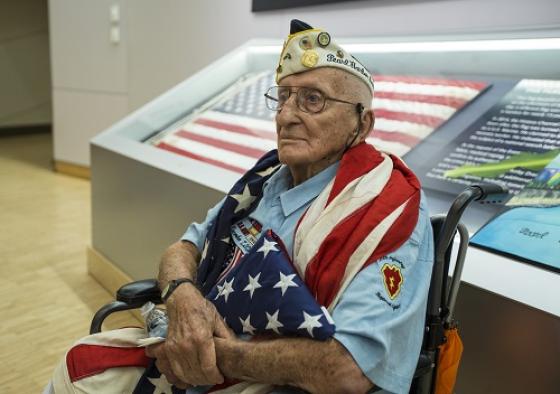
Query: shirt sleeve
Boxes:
[
  {"xmin": 332, "ymin": 196, "xmax": 434, "ymax": 394},
  {"xmin": 181, "ymin": 197, "xmax": 226, "ymax": 252}
]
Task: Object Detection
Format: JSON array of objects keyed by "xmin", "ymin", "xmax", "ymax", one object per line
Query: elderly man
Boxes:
[
  {"xmin": 144, "ymin": 20, "xmax": 433, "ymax": 394},
  {"xmin": 47, "ymin": 19, "xmax": 433, "ymax": 394}
]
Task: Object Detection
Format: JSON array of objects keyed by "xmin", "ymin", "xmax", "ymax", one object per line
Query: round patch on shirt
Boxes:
[{"xmin": 381, "ymin": 263, "xmax": 403, "ymax": 300}]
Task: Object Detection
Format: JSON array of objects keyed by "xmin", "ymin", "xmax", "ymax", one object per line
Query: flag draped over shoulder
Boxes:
[
  {"xmin": 294, "ymin": 142, "xmax": 421, "ymax": 310},
  {"xmin": 198, "ymin": 142, "xmax": 420, "ymax": 307}
]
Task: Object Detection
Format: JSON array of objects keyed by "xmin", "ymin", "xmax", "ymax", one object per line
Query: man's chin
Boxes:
[{"xmin": 278, "ymin": 149, "xmax": 307, "ymax": 168}]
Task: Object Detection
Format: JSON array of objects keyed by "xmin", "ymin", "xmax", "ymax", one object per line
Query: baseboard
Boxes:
[
  {"xmin": 87, "ymin": 246, "xmax": 133, "ymax": 295},
  {"xmin": 0, "ymin": 123, "xmax": 51, "ymax": 136},
  {"xmin": 54, "ymin": 160, "xmax": 91, "ymax": 179},
  {"xmin": 87, "ymin": 246, "xmax": 143, "ymax": 322}
]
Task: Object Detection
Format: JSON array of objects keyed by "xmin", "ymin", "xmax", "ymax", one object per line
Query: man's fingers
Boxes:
[
  {"xmin": 156, "ymin": 358, "xmax": 187, "ymax": 389},
  {"xmin": 198, "ymin": 337, "xmax": 224, "ymax": 384},
  {"xmin": 214, "ymin": 316, "xmax": 233, "ymax": 339},
  {"xmin": 163, "ymin": 290, "xmax": 224, "ymax": 385},
  {"xmin": 173, "ymin": 381, "xmax": 190, "ymax": 390},
  {"xmin": 168, "ymin": 356, "xmax": 187, "ymax": 382},
  {"xmin": 165, "ymin": 333, "xmax": 223, "ymax": 385}
]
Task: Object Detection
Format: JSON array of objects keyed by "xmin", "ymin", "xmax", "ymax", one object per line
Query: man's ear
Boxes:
[{"xmin": 360, "ymin": 108, "xmax": 375, "ymax": 139}]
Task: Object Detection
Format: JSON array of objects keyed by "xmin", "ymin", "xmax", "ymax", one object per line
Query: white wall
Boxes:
[
  {"xmin": 49, "ymin": 0, "xmax": 560, "ymax": 165},
  {"xmin": 126, "ymin": 0, "xmax": 560, "ymax": 109},
  {"xmin": 49, "ymin": 0, "xmax": 128, "ymax": 165},
  {"xmin": 0, "ymin": 0, "xmax": 51, "ymax": 128}
]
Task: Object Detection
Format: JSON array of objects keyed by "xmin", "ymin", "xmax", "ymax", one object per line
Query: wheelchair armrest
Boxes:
[
  {"xmin": 116, "ymin": 278, "xmax": 162, "ymax": 307},
  {"xmin": 90, "ymin": 279, "xmax": 162, "ymax": 334}
]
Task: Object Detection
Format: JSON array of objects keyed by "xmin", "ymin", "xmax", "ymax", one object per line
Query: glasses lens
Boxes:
[
  {"xmin": 298, "ymin": 87, "xmax": 325, "ymax": 113},
  {"xmin": 265, "ymin": 86, "xmax": 294, "ymax": 111},
  {"xmin": 277, "ymin": 87, "xmax": 292, "ymax": 106},
  {"xmin": 264, "ymin": 87, "xmax": 280, "ymax": 110}
]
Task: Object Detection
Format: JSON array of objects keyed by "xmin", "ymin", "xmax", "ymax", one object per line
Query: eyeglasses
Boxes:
[{"xmin": 264, "ymin": 86, "xmax": 363, "ymax": 114}]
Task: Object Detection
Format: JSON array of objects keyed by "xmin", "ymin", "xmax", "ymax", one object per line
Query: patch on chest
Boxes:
[{"xmin": 230, "ymin": 218, "xmax": 263, "ymax": 254}]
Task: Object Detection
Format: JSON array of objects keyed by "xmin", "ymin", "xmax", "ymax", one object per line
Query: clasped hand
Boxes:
[{"xmin": 145, "ymin": 284, "xmax": 234, "ymax": 389}]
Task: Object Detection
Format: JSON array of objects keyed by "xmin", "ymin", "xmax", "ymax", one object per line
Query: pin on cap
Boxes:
[
  {"xmin": 317, "ymin": 32, "xmax": 330, "ymax": 47},
  {"xmin": 301, "ymin": 50, "xmax": 319, "ymax": 68}
]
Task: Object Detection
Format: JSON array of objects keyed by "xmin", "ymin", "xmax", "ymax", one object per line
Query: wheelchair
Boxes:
[{"xmin": 91, "ymin": 184, "xmax": 507, "ymax": 394}]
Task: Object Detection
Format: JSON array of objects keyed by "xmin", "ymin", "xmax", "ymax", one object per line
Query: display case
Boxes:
[{"xmin": 90, "ymin": 30, "xmax": 560, "ymax": 393}]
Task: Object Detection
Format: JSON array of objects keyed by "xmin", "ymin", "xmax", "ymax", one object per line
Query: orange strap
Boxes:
[{"xmin": 435, "ymin": 328, "xmax": 464, "ymax": 394}]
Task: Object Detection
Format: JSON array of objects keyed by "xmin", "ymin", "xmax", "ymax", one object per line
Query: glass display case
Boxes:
[{"xmin": 91, "ymin": 30, "xmax": 560, "ymax": 393}]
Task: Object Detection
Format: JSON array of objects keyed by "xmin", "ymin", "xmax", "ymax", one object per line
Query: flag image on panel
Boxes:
[{"xmin": 149, "ymin": 72, "xmax": 487, "ymax": 173}]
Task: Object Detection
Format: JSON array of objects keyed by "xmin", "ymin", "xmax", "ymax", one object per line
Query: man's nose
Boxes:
[
  {"xmin": 282, "ymin": 90, "xmax": 302, "ymax": 110},
  {"xmin": 277, "ymin": 93, "xmax": 299, "ymax": 121},
  {"xmin": 276, "ymin": 99, "xmax": 299, "ymax": 126}
]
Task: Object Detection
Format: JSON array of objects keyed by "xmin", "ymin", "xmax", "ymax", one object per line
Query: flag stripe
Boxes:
[
  {"xmin": 184, "ymin": 123, "xmax": 277, "ymax": 151},
  {"xmin": 374, "ymin": 75, "xmax": 488, "ymax": 90},
  {"xmin": 375, "ymin": 82, "xmax": 481, "ymax": 101},
  {"xmin": 375, "ymin": 98, "xmax": 456, "ymax": 119},
  {"xmin": 366, "ymin": 138, "xmax": 410, "ymax": 157},
  {"xmin": 372, "ymin": 129, "xmax": 422, "ymax": 147},
  {"xmin": 375, "ymin": 109, "xmax": 444, "ymax": 128},
  {"xmin": 66, "ymin": 344, "xmax": 150, "ymax": 382},
  {"xmin": 195, "ymin": 118, "xmax": 276, "ymax": 141},
  {"xmin": 216, "ymin": 247, "xmax": 245, "ymax": 283},
  {"xmin": 374, "ymin": 118, "xmax": 435, "ymax": 139},
  {"xmin": 164, "ymin": 135, "xmax": 257, "ymax": 170},
  {"xmin": 374, "ymin": 91, "xmax": 467, "ymax": 108},
  {"xmin": 176, "ymin": 130, "xmax": 268, "ymax": 159},
  {"xmin": 157, "ymin": 142, "xmax": 247, "ymax": 174},
  {"xmin": 204, "ymin": 110, "xmax": 277, "ymax": 133}
]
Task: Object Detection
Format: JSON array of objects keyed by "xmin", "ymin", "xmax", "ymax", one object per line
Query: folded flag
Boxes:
[{"xmin": 207, "ymin": 229, "xmax": 336, "ymax": 340}]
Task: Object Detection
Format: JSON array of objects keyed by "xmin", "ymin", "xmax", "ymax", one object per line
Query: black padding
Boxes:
[
  {"xmin": 414, "ymin": 353, "xmax": 434, "ymax": 378},
  {"xmin": 116, "ymin": 279, "xmax": 162, "ymax": 306}
]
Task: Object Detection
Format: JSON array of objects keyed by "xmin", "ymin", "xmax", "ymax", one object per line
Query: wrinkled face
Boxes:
[{"xmin": 275, "ymin": 68, "xmax": 361, "ymax": 170}]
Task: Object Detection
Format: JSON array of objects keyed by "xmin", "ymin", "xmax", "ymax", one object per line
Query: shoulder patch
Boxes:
[{"xmin": 381, "ymin": 263, "xmax": 403, "ymax": 299}]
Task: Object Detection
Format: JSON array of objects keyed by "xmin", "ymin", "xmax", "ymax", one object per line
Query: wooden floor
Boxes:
[{"xmin": 0, "ymin": 133, "xmax": 138, "ymax": 393}]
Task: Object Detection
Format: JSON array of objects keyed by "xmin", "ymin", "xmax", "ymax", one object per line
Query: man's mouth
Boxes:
[{"xmin": 278, "ymin": 137, "xmax": 304, "ymax": 144}]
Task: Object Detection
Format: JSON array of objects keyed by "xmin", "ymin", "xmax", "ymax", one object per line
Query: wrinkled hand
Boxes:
[
  {"xmin": 145, "ymin": 343, "xmax": 190, "ymax": 389},
  {"xmin": 160, "ymin": 284, "xmax": 225, "ymax": 386},
  {"xmin": 213, "ymin": 314, "xmax": 235, "ymax": 340}
]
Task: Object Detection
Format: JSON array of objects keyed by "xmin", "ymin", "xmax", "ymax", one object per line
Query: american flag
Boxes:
[
  {"xmin": 150, "ymin": 72, "xmax": 487, "ymax": 172},
  {"xmin": 53, "ymin": 228, "xmax": 335, "ymax": 394},
  {"xmin": 132, "ymin": 230, "xmax": 336, "ymax": 393},
  {"xmin": 207, "ymin": 229, "xmax": 336, "ymax": 340}
]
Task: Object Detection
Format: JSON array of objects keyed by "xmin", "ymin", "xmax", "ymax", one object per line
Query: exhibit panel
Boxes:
[{"xmin": 91, "ymin": 32, "xmax": 560, "ymax": 393}]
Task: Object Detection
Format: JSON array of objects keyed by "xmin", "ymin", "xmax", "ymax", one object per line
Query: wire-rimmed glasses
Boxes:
[{"xmin": 264, "ymin": 86, "xmax": 362, "ymax": 114}]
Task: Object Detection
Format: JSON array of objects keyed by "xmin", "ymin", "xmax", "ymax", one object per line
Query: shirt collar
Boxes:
[{"xmin": 265, "ymin": 162, "xmax": 339, "ymax": 217}]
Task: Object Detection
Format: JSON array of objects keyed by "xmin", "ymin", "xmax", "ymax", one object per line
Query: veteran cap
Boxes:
[{"xmin": 276, "ymin": 19, "xmax": 374, "ymax": 94}]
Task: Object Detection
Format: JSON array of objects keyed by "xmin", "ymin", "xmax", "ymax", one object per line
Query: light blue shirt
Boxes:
[
  {"xmin": 182, "ymin": 163, "xmax": 434, "ymax": 394},
  {"xmin": 183, "ymin": 163, "xmax": 340, "ymax": 256}
]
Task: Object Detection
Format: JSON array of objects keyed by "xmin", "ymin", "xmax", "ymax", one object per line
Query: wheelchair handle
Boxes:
[
  {"xmin": 437, "ymin": 183, "xmax": 507, "ymax": 255},
  {"xmin": 428, "ymin": 183, "xmax": 508, "ymax": 322},
  {"xmin": 472, "ymin": 183, "xmax": 507, "ymax": 199},
  {"xmin": 90, "ymin": 279, "xmax": 162, "ymax": 334}
]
